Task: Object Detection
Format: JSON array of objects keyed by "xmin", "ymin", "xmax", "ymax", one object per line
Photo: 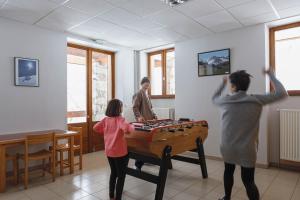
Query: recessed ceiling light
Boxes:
[{"xmin": 161, "ymin": 0, "xmax": 189, "ymax": 7}]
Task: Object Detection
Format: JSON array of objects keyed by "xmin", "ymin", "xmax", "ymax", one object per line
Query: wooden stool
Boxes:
[{"xmin": 55, "ymin": 127, "xmax": 82, "ymax": 176}]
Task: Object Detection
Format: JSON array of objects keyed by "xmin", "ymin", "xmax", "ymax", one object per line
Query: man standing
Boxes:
[
  {"xmin": 133, "ymin": 77, "xmax": 157, "ymax": 122},
  {"xmin": 132, "ymin": 77, "xmax": 157, "ymax": 170}
]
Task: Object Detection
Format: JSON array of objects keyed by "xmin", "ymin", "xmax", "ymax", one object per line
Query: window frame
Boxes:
[
  {"xmin": 67, "ymin": 43, "xmax": 115, "ymax": 121},
  {"xmin": 269, "ymin": 22, "xmax": 300, "ymax": 96},
  {"xmin": 147, "ymin": 48, "xmax": 175, "ymax": 99}
]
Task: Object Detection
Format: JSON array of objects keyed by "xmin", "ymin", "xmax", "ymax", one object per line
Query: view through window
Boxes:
[
  {"xmin": 148, "ymin": 48, "xmax": 175, "ymax": 98},
  {"xmin": 271, "ymin": 23, "xmax": 300, "ymax": 95}
]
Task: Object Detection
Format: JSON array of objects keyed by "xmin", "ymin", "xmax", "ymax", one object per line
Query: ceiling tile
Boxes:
[
  {"xmin": 148, "ymin": 28, "xmax": 188, "ymax": 42},
  {"xmin": 106, "ymin": 0, "xmax": 130, "ymax": 6},
  {"xmin": 278, "ymin": 5, "xmax": 300, "ymax": 18},
  {"xmin": 240, "ymin": 12, "xmax": 279, "ymax": 26},
  {"xmin": 215, "ymin": 0, "xmax": 255, "ymax": 8},
  {"xmin": 146, "ymin": 8, "xmax": 192, "ymax": 27},
  {"xmin": 228, "ymin": 0, "xmax": 274, "ymax": 19},
  {"xmin": 69, "ymin": 17, "xmax": 119, "ymax": 39},
  {"xmin": 197, "ymin": 10, "xmax": 242, "ymax": 32},
  {"xmin": 98, "ymin": 7, "xmax": 141, "ymax": 26},
  {"xmin": 270, "ymin": 0, "xmax": 300, "ymax": 10},
  {"xmin": 48, "ymin": 0, "xmax": 68, "ymax": 4},
  {"xmin": 117, "ymin": 0, "xmax": 168, "ymax": 17},
  {"xmin": 0, "ymin": 0, "xmax": 58, "ymax": 24},
  {"xmin": 65, "ymin": 0, "xmax": 113, "ymax": 16},
  {"xmin": 169, "ymin": 20, "xmax": 211, "ymax": 38},
  {"xmin": 36, "ymin": 6, "xmax": 90, "ymax": 31},
  {"xmin": 174, "ymin": 0, "xmax": 222, "ymax": 19},
  {"xmin": 98, "ymin": 26, "xmax": 151, "ymax": 47},
  {"xmin": 125, "ymin": 18, "xmax": 164, "ymax": 33}
]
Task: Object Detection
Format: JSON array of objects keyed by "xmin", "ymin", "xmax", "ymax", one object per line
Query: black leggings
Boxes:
[
  {"xmin": 223, "ymin": 163, "xmax": 260, "ymax": 200},
  {"xmin": 107, "ymin": 155, "xmax": 129, "ymax": 200}
]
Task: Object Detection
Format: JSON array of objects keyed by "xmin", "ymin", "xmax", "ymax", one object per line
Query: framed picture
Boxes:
[
  {"xmin": 198, "ymin": 48, "xmax": 230, "ymax": 77},
  {"xmin": 14, "ymin": 57, "xmax": 39, "ymax": 87}
]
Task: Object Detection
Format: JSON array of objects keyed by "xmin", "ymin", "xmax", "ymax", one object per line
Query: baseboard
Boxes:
[{"xmin": 279, "ymin": 159, "xmax": 300, "ymax": 172}]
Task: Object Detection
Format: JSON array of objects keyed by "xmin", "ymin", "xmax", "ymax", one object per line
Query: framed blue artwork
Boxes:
[
  {"xmin": 14, "ymin": 57, "xmax": 39, "ymax": 87},
  {"xmin": 198, "ymin": 48, "xmax": 230, "ymax": 77}
]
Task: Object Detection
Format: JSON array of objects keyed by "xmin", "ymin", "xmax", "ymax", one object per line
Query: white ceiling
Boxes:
[{"xmin": 0, "ymin": 0, "xmax": 300, "ymax": 50}]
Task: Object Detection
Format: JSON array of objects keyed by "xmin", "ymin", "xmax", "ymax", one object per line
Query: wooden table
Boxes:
[{"xmin": 0, "ymin": 129, "xmax": 78, "ymax": 192}]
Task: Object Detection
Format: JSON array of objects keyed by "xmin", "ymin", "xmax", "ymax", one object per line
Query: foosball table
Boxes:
[{"xmin": 123, "ymin": 119, "xmax": 209, "ymax": 200}]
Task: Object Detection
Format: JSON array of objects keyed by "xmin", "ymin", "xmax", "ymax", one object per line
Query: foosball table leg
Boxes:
[
  {"xmin": 196, "ymin": 138, "xmax": 208, "ymax": 179},
  {"xmin": 155, "ymin": 146, "xmax": 172, "ymax": 200}
]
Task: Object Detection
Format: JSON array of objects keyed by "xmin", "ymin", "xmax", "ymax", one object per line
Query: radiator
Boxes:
[
  {"xmin": 153, "ymin": 108, "xmax": 175, "ymax": 120},
  {"xmin": 280, "ymin": 109, "xmax": 300, "ymax": 162}
]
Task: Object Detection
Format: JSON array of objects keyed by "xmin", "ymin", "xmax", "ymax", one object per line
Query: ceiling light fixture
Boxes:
[{"xmin": 161, "ymin": 0, "xmax": 189, "ymax": 7}]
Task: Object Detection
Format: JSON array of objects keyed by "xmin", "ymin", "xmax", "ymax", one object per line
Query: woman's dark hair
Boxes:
[
  {"xmin": 141, "ymin": 77, "xmax": 150, "ymax": 85},
  {"xmin": 105, "ymin": 99, "xmax": 123, "ymax": 117},
  {"xmin": 229, "ymin": 70, "xmax": 252, "ymax": 91}
]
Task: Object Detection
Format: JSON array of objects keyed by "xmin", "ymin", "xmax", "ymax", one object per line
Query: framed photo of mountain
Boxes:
[
  {"xmin": 198, "ymin": 48, "xmax": 230, "ymax": 77},
  {"xmin": 14, "ymin": 57, "xmax": 39, "ymax": 87}
]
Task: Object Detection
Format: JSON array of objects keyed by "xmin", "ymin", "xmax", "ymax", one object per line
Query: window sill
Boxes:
[
  {"xmin": 288, "ymin": 90, "xmax": 300, "ymax": 96},
  {"xmin": 150, "ymin": 95, "xmax": 175, "ymax": 99}
]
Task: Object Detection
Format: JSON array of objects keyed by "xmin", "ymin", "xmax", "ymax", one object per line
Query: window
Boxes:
[
  {"xmin": 67, "ymin": 44, "xmax": 114, "ymax": 124},
  {"xmin": 270, "ymin": 22, "xmax": 300, "ymax": 96},
  {"xmin": 148, "ymin": 48, "xmax": 175, "ymax": 98},
  {"xmin": 67, "ymin": 46, "xmax": 87, "ymax": 124}
]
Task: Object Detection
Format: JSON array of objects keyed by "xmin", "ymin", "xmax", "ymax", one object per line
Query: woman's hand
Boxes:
[{"xmin": 137, "ymin": 117, "xmax": 145, "ymax": 122}]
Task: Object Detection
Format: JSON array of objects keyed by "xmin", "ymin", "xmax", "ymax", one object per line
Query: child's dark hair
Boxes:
[
  {"xmin": 141, "ymin": 77, "xmax": 150, "ymax": 85},
  {"xmin": 229, "ymin": 70, "xmax": 252, "ymax": 91},
  {"xmin": 105, "ymin": 99, "xmax": 123, "ymax": 117}
]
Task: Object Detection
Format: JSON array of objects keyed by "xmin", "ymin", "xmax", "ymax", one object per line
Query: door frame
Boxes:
[{"xmin": 67, "ymin": 43, "xmax": 115, "ymax": 153}]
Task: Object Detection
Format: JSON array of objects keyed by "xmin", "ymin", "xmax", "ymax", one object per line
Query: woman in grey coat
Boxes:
[{"xmin": 212, "ymin": 69, "xmax": 287, "ymax": 200}]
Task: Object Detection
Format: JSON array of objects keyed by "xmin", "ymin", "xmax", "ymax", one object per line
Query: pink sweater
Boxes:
[{"xmin": 93, "ymin": 116, "xmax": 135, "ymax": 157}]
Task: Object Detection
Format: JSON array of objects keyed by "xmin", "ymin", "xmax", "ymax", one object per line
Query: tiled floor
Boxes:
[{"xmin": 1, "ymin": 152, "xmax": 299, "ymax": 200}]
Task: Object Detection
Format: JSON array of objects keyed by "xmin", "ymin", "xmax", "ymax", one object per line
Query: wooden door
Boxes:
[
  {"xmin": 67, "ymin": 44, "xmax": 115, "ymax": 153},
  {"xmin": 88, "ymin": 50, "xmax": 115, "ymax": 152}
]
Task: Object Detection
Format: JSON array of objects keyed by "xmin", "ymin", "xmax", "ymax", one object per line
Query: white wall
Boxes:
[
  {"xmin": 0, "ymin": 18, "xmax": 67, "ymax": 134},
  {"xmin": 115, "ymin": 47, "xmax": 135, "ymax": 107},
  {"xmin": 175, "ymin": 25, "xmax": 270, "ymax": 165}
]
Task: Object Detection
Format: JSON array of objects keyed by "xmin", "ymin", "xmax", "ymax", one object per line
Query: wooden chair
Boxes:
[
  {"xmin": 6, "ymin": 154, "xmax": 18, "ymax": 185},
  {"xmin": 55, "ymin": 127, "xmax": 82, "ymax": 176},
  {"xmin": 18, "ymin": 132, "xmax": 56, "ymax": 189}
]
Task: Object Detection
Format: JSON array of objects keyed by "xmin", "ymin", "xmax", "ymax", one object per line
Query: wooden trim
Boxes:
[
  {"xmin": 147, "ymin": 48, "xmax": 175, "ymax": 99},
  {"xmin": 67, "ymin": 111, "xmax": 86, "ymax": 118},
  {"xmin": 151, "ymin": 95, "xmax": 175, "ymax": 99},
  {"xmin": 112, "ymin": 53, "xmax": 115, "ymax": 98},
  {"xmin": 280, "ymin": 159, "xmax": 300, "ymax": 172},
  {"xmin": 68, "ymin": 43, "xmax": 115, "ymax": 56},
  {"xmin": 270, "ymin": 22, "xmax": 300, "ymax": 32},
  {"xmin": 269, "ymin": 22, "xmax": 300, "ymax": 96},
  {"xmin": 87, "ymin": 49, "xmax": 93, "ymax": 153},
  {"xmin": 287, "ymin": 90, "xmax": 300, "ymax": 96}
]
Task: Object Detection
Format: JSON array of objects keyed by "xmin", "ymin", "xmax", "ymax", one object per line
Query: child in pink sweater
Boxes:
[{"xmin": 93, "ymin": 99, "xmax": 134, "ymax": 200}]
